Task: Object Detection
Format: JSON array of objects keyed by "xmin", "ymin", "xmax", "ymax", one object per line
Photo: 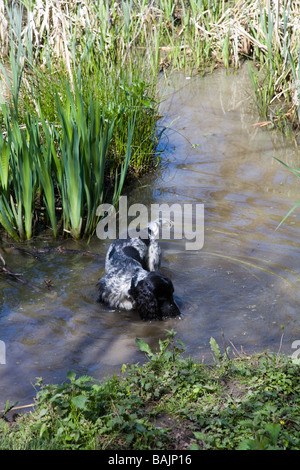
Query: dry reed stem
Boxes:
[{"xmin": 0, "ymin": 0, "xmax": 8, "ymax": 56}]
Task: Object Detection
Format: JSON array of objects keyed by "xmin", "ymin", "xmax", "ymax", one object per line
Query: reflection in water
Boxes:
[{"xmin": 1, "ymin": 65, "xmax": 300, "ymax": 408}]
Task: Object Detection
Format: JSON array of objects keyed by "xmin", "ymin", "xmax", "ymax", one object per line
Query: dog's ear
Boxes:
[{"xmin": 129, "ymin": 277, "xmax": 158, "ymax": 320}]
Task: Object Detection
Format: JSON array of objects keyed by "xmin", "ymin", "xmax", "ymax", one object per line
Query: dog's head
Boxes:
[{"xmin": 129, "ymin": 271, "xmax": 181, "ymax": 321}]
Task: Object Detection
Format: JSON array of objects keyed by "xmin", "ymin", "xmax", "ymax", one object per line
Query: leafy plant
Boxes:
[
  {"xmin": 1, "ymin": 332, "xmax": 300, "ymax": 450},
  {"xmin": 135, "ymin": 329, "xmax": 186, "ymax": 369}
]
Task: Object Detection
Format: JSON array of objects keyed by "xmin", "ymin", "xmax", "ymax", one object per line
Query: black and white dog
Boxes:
[{"xmin": 97, "ymin": 220, "xmax": 180, "ymax": 321}]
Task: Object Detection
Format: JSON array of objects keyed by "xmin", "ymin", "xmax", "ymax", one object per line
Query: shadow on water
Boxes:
[{"xmin": 1, "ymin": 64, "xmax": 300, "ymax": 407}]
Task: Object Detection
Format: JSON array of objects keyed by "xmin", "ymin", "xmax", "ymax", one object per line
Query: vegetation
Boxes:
[
  {"xmin": 0, "ymin": 0, "xmax": 299, "ymax": 239},
  {"xmin": 0, "ymin": 331, "xmax": 299, "ymax": 450},
  {"xmin": 1, "ymin": 1, "xmax": 300, "ymax": 450},
  {"xmin": 0, "ymin": 0, "xmax": 161, "ymax": 240}
]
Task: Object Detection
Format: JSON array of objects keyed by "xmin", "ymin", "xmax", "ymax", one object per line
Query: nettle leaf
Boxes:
[
  {"xmin": 210, "ymin": 337, "xmax": 222, "ymax": 361},
  {"xmin": 135, "ymin": 338, "xmax": 152, "ymax": 356},
  {"xmin": 162, "ymin": 350, "xmax": 173, "ymax": 361},
  {"xmin": 67, "ymin": 370, "xmax": 76, "ymax": 381}
]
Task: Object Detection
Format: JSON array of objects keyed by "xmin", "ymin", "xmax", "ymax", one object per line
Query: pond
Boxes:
[{"xmin": 1, "ymin": 65, "xmax": 300, "ymax": 409}]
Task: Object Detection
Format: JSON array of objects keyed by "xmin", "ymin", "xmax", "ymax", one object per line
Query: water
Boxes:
[{"xmin": 1, "ymin": 65, "xmax": 300, "ymax": 409}]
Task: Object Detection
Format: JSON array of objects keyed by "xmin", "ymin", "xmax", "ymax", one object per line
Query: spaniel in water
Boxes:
[{"xmin": 97, "ymin": 220, "xmax": 180, "ymax": 321}]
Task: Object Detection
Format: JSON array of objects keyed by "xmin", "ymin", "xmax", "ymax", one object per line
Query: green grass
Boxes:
[
  {"xmin": 0, "ymin": 1, "xmax": 161, "ymax": 240},
  {"xmin": 1, "ymin": 330, "xmax": 299, "ymax": 450}
]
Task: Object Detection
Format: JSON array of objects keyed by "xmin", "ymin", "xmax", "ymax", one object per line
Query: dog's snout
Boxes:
[{"xmin": 160, "ymin": 298, "xmax": 181, "ymax": 318}]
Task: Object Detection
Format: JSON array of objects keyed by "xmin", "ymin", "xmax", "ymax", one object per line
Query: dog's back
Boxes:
[{"xmin": 97, "ymin": 236, "xmax": 153, "ymax": 311}]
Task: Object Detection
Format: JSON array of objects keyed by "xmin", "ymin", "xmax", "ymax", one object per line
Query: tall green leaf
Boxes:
[
  {"xmin": 0, "ymin": 132, "xmax": 10, "ymax": 194},
  {"xmin": 112, "ymin": 114, "xmax": 136, "ymax": 206}
]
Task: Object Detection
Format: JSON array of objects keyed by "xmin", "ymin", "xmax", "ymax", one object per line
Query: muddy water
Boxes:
[{"xmin": 1, "ymin": 66, "xmax": 300, "ymax": 408}]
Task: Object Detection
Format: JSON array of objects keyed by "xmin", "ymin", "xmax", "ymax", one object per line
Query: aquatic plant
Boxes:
[
  {"xmin": 0, "ymin": 92, "xmax": 137, "ymax": 240},
  {"xmin": 0, "ymin": 108, "xmax": 37, "ymax": 241},
  {"xmin": 0, "ymin": 0, "xmax": 160, "ymax": 239},
  {"xmin": 54, "ymin": 84, "xmax": 110, "ymax": 239}
]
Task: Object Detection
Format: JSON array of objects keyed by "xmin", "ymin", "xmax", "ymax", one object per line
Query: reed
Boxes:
[
  {"xmin": 54, "ymin": 82, "xmax": 116, "ymax": 239},
  {"xmin": 0, "ymin": 0, "xmax": 160, "ymax": 239},
  {"xmin": 2, "ymin": 0, "xmax": 298, "ymax": 124},
  {"xmin": 0, "ymin": 86, "xmax": 137, "ymax": 240},
  {"xmin": 238, "ymin": 1, "xmax": 299, "ymax": 127},
  {"xmin": 0, "ymin": 107, "xmax": 36, "ymax": 240}
]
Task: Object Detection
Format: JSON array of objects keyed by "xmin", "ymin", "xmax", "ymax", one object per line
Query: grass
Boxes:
[{"xmin": 1, "ymin": 330, "xmax": 299, "ymax": 450}]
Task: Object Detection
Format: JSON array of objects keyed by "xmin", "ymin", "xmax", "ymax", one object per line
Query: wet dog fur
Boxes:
[{"xmin": 97, "ymin": 220, "xmax": 180, "ymax": 321}]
